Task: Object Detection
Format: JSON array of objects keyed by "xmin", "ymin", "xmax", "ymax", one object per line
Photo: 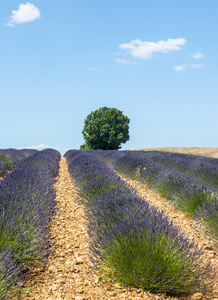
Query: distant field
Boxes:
[{"xmin": 133, "ymin": 147, "xmax": 218, "ymax": 158}]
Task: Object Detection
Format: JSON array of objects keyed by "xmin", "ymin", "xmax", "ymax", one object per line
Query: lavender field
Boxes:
[
  {"xmin": 0, "ymin": 148, "xmax": 217, "ymax": 299},
  {"xmin": 135, "ymin": 147, "xmax": 218, "ymax": 159}
]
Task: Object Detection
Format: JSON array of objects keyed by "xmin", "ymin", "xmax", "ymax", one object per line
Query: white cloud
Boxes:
[
  {"xmin": 173, "ymin": 64, "xmax": 206, "ymax": 71},
  {"xmin": 6, "ymin": 3, "xmax": 40, "ymax": 27},
  {"xmin": 20, "ymin": 144, "xmax": 68, "ymax": 155},
  {"xmin": 190, "ymin": 64, "xmax": 206, "ymax": 69},
  {"xmin": 173, "ymin": 64, "xmax": 187, "ymax": 71},
  {"xmin": 115, "ymin": 58, "xmax": 139, "ymax": 65},
  {"xmin": 192, "ymin": 52, "xmax": 204, "ymax": 59},
  {"xmin": 119, "ymin": 38, "xmax": 187, "ymax": 60}
]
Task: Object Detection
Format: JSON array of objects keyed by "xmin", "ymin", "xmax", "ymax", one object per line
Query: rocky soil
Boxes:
[{"xmin": 13, "ymin": 157, "xmax": 218, "ymax": 300}]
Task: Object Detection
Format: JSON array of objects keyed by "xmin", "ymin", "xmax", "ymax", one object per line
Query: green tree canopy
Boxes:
[{"xmin": 80, "ymin": 107, "xmax": 130, "ymax": 150}]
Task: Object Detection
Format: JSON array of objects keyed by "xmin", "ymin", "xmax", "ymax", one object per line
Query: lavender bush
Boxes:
[
  {"xmin": 139, "ymin": 151, "xmax": 218, "ymax": 189},
  {"xmin": 0, "ymin": 149, "xmax": 60, "ymax": 299},
  {"xmin": 196, "ymin": 196, "xmax": 218, "ymax": 241},
  {"xmin": 93, "ymin": 150, "xmax": 218, "ymax": 188},
  {"xmin": 0, "ymin": 155, "xmax": 11, "ymax": 177},
  {"xmin": 65, "ymin": 150, "xmax": 213, "ymax": 295},
  {"xmin": 0, "ymin": 246, "xmax": 26, "ymax": 299},
  {"xmin": 93, "ymin": 150, "xmax": 218, "ymax": 240},
  {"xmin": 0, "ymin": 149, "xmax": 38, "ymax": 177},
  {"xmin": 18, "ymin": 148, "xmax": 61, "ymax": 178}
]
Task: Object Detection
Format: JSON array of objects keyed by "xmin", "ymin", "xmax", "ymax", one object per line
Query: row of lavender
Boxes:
[
  {"xmin": 0, "ymin": 149, "xmax": 38, "ymax": 177},
  {"xmin": 0, "ymin": 149, "xmax": 61, "ymax": 299},
  {"xmin": 65, "ymin": 150, "xmax": 213, "ymax": 296},
  {"xmin": 92, "ymin": 150, "xmax": 218, "ymax": 241}
]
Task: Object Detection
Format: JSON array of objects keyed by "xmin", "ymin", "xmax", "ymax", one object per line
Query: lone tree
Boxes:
[{"xmin": 80, "ymin": 107, "xmax": 130, "ymax": 150}]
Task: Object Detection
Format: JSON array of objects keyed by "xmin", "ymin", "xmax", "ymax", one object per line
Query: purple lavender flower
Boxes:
[{"xmin": 0, "ymin": 148, "xmax": 60, "ymax": 299}]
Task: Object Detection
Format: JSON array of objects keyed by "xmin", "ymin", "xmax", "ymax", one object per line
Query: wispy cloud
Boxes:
[
  {"xmin": 88, "ymin": 67, "xmax": 99, "ymax": 71},
  {"xmin": 190, "ymin": 64, "xmax": 206, "ymax": 69},
  {"xmin": 173, "ymin": 64, "xmax": 206, "ymax": 71},
  {"xmin": 115, "ymin": 58, "xmax": 139, "ymax": 65},
  {"xmin": 192, "ymin": 52, "xmax": 204, "ymax": 59},
  {"xmin": 173, "ymin": 64, "xmax": 187, "ymax": 71},
  {"xmin": 118, "ymin": 38, "xmax": 187, "ymax": 60},
  {"xmin": 6, "ymin": 3, "xmax": 40, "ymax": 27}
]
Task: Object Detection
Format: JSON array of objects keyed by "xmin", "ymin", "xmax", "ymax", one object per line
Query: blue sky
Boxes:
[{"xmin": 1, "ymin": 1, "xmax": 217, "ymax": 155}]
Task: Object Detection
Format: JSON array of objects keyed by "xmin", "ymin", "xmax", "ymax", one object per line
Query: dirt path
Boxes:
[{"xmin": 19, "ymin": 157, "xmax": 218, "ymax": 300}]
